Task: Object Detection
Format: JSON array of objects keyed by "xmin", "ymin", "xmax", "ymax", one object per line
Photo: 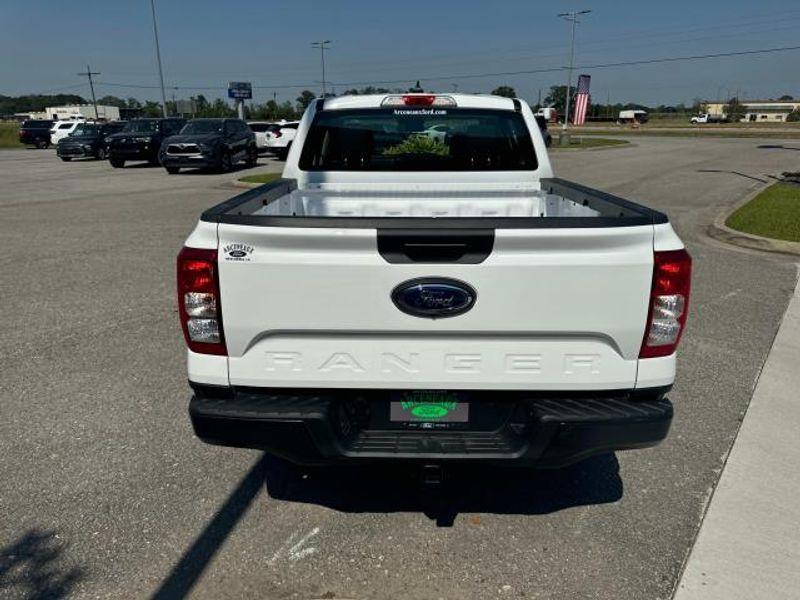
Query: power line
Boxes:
[
  {"xmin": 329, "ymin": 44, "xmax": 800, "ymax": 86},
  {"xmin": 88, "ymin": 43, "xmax": 800, "ymax": 96}
]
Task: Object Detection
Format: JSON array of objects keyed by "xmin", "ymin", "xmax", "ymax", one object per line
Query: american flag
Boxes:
[{"xmin": 572, "ymin": 74, "xmax": 591, "ymax": 125}]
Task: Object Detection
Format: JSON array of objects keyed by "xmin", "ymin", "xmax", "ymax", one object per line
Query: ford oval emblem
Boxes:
[{"xmin": 391, "ymin": 278, "xmax": 476, "ymax": 319}]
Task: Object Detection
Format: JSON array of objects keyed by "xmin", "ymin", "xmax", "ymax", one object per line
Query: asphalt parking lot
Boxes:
[{"xmin": 1, "ymin": 139, "xmax": 798, "ymax": 600}]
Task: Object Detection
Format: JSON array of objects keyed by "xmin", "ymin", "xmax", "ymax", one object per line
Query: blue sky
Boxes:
[{"xmin": 1, "ymin": 0, "xmax": 798, "ymax": 106}]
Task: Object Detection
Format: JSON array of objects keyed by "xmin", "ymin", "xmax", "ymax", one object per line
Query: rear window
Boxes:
[
  {"xmin": 299, "ymin": 108, "xmax": 537, "ymax": 171},
  {"xmin": 58, "ymin": 123, "xmax": 75, "ymax": 130},
  {"xmin": 23, "ymin": 120, "xmax": 52, "ymax": 128},
  {"xmin": 248, "ymin": 123, "xmax": 272, "ymax": 132}
]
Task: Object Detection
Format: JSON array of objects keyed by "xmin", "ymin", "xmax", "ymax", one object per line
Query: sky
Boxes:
[{"xmin": 1, "ymin": 0, "xmax": 799, "ymax": 107}]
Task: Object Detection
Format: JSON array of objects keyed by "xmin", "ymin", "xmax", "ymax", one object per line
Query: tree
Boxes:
[
  {"xmin": 787, "ymin": 109, "xmax": 800, "ymax": 122},
  {"xmin": 491, "ymin": 86, "xmax": 517, "ymax": 98},
  {"xmin": 778, "ymin": 95, "xmax": 794, "ymax": 101},
  {"xmin": 296, "ymin": 90, "xmax": 316, "ymax": 111},
  {"xmin": 97, "ymin": 95, "xmax": 127, "ymax": 108},
  {"xmin": 141, "ymin": 101, "xmax": 163, "ymax": 117},
  {"xmin": 342, "ymin": 86, "xmax": 394, "ymax": 96},
  {"xmin": 724, "ymin": 97, "xmax": 747, "ymax": 123},
  {"xmin": 543, "ymin": 85, "xmax": 570, "ymax": 116}
]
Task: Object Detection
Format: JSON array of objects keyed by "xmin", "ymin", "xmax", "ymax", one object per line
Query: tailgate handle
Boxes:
[{"xmin": 378, "ymin": 229, "xmax": 494, "ymax": 263}]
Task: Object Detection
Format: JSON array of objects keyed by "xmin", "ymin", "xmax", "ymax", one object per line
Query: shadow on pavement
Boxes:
[
  {"xmin": 696, "ymin": 169, "xmax": 768, "ymax": 183},
  {"xmin": 0, "ymin": 528, "xmax": 84, "ymax": 600},
  {"xmin": 151, "ymin": 456, "xmax": 267, "ymax": 600},
  {"xmin": 264, "ymin": 453, "xmax": 623, "ymax": 527},
  {"xmin": 151, "ymin": 453, "xmax": 621, "ymax": 598},
  {"xmin": 757, "ymin": 144, "xmax": 800, "ymax": 151}
]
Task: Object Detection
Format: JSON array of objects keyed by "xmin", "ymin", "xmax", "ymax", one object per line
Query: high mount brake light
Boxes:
[
  {"xmin": 177, "ymin": 247, "xmax": 227, "ymax": 356},
  {"xmin": 640, "ymin": 249, "xmax": 692, "ymax": 359},
  {"xmin": 381, "ymin": 95, "xmax": 457, "ymax": 108}
]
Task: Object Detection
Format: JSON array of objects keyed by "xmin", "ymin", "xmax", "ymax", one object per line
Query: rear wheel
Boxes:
[
  {"xmin": 218, "ymin": 151, "xmax": 232, "ymax": 173},
  {"xmin": 245, "ymin": 145, "xmax": 258, "ymax": 167},
  {"xmin": 166, "ymin": 166, "xmax": 180, "ymax": 174},
  {"xmin": 36, "ymin": 139, "xmax": 48, "ymax": 149},
  {"xmin": 110, "ymin": 158, "xmax": 125, "ymax": 168},
  {"xmin": 60, "ymin": 157, "xmax": 72, "ymax": 162}
]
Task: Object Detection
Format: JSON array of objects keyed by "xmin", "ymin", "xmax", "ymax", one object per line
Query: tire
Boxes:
[
  {"xmin": 245, "ymin": 145, "xmax": 258, "ymax": 168},
  {"xmin": 60, "ymin": 157, "xmax": 72, "ymax": 162},
  {"xmin": 110, "ymin": 158, "xmax": 125, "ymax": 168},
  {"xmin": 166, "ymin": 166, "xmax": 180, "ymax": 174},
  {"xmin": 218, "ymin": 151, "xmax": 232, "ymax": 173},
  {"xmin": 96, "ymin": 147, "xmax": 107, "ymax": 160},
  {"xmin": 36, "ymin": 139, "xmax": 48, "ymax": 149}
]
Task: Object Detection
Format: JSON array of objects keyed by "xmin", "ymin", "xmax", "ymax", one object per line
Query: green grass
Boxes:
[
  {"xmin": 552, "ymin": 137, "xmax": 629, "ymax": 150},
  {"xmin": 726, "ymin": 183, "xmax": 800, "ymax": 242},
  {"xmin": 0, "ymin": 123, "xmax": 22, "ymax": 148},
  {"xmin": 237, "ymin": 172, "xmax": 282, "ymax": 184}
]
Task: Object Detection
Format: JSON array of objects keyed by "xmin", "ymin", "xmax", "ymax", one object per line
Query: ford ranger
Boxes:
[{"xmin": 178, "ymin": 93, "xmax": 690, "ymax": 469}]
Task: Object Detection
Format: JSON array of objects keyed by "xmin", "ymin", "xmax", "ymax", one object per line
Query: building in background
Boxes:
[
  {"xmin": 45, "ymin": 104, "xmax": 121, "ymax": 121},
  {"xmin": 703, "ymin": 99, "xmax": 800, "ymax": 122}
]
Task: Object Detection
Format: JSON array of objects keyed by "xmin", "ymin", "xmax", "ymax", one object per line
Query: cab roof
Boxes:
[{"xmin": 319, "ymin": 93, "xmax": 520, "ymax": 111}]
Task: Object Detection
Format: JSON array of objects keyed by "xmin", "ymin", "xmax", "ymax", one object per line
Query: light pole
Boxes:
[
  {"xmin": 149, "ymin": 0, "xmax": 168, "ymax": 117},
  {"xmin": 311, "ymin": 40, "xmax": 332, "ymax": 98},
  {"xmin": 558, "ymin": 9, "xmax": 591, "ymax": 131}
]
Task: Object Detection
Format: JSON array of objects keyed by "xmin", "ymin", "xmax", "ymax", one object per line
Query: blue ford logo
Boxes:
[{"xmin": 391, "ymin": 278, "xmax": 476, "ymax": 319}]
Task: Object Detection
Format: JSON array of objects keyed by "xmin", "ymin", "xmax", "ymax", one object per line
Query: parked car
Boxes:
[
  {"xmin": 535, "ymin": 107, "xmax": 558, "ymax": 123},
  {"xmin": 106, "ymin": 118, "xmax": 186, "ymax": 168},
  {"xmin": 160, "ymin": 118, "xmax": 258, "ymax": 174},
  {"xmin": 247, "ymin": 121, "xmax": 280, "ymax": 152},
  {"xmin": 618, "ymin": 109, "xmax": 649, "ymax": 124},
  {"xmin": 56, "ymin": 121, "xmax": 126, "ymax": 161},
  {"xmin": 535, "ymin": 114, "xmax": 553, "ymax": 147},
  {"xmin": 180, "ymin": 93, "xmax": 690, "ymax": 474},
  {"xmin": 18, "ymin": 120, "xmax": 54, "ymax": 148},
  {"xmin": 264, "ymin": 120, "xmax": 300, "ymax": 159},
  {"xmin": 50, "ymin": 120, "xmax": 84, "ymax": 145},
  {"xmin": 690, "ymin": 113, "xmax": 727, "ymax": 124}
]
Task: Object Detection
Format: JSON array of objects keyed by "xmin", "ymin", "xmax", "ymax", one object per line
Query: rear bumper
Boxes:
[
  {"xmin": 189, "ymin": 385, "xmax": 673, "ymax": 468},
  {"xmin": 161, "ymin": 154, "xmax": 218, "ymax": 169},
  {"xmin": 109, "ymin": 145, "xmax": 157, "ymax": 160},
  {"xmin": 57, "ymin": 144, "xmax": 93, "ymax": 157}
]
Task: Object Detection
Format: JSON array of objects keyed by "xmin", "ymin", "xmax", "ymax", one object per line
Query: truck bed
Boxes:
[{"xmin": 201, "ymin": 178, "xmax": 667, "ymax": 229}]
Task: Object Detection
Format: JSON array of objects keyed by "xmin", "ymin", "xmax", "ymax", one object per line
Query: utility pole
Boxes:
[
  {"xmin": 537, "ymin": 88, "xmax": 542, "ymax": 108},
  {"xmin": 149, "ymin": 0, "xmax": 168, "ymax": 117},
  {"xmin": 558, "ymin": 9, "xmax": 591, "ymax": 132},
  {"xmin": 77, "ymin": 64, "xmax": 100, "ymax": 119},
  {"xmin": 311, "ymin": 40, "xmax": 332, "ymax": 97}
]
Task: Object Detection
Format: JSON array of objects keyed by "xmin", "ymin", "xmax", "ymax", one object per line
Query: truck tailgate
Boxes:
[{"xmin": 217, "ymin": 223, "xmax": 654, "ymax": 390}]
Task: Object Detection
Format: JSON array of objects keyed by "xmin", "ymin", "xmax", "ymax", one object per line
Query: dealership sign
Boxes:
[{"xmin": 227, "ymin": 81, "xmax": 252, "ymax": 99}]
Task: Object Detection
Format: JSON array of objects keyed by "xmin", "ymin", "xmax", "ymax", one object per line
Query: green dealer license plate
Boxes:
[{"xmin": 389, "ymin": 390, "xmax": 469, "ymax": 426}]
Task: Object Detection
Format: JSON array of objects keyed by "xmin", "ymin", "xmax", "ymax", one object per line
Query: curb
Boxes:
[
  {"xmin": 706, "ymin": 182, "xmax": 800, "ymax": 257},
  {"xmin": 551, "ymin": 140, "xmax": 634, "ymax": 152},
  {"xmin": 231, "ymin": 179, "xmax": 262, "ymax": 189}
]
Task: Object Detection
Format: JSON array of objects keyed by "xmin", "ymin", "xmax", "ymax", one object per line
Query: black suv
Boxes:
[
  {"xmin": 19, "ymin": 120, "xmax": 55, "ymax": 148},
  {"xmin": 106, "ymin": 118, "xmax": 186, "ymax": 168},
  {"xmin": 160, "ymin": 118, "xmax": 257, "ymax": 174},
  {"xmin": 57, "ymin": 121, "xmax": 127, "ymax": 161}
]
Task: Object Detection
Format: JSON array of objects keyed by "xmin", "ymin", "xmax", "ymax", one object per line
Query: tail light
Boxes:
[
  {"xmin": 640, "ymin": 249, "xmax": 692, "ymax": 358},
  {"xmin": 273, "ymin": 130, "xmax": 282, "ymax": 138},
  {"xmin": 177, "ymin": 247, "xmax": 227, "ymax": 356}
]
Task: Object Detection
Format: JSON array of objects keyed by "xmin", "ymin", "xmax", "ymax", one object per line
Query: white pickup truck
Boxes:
[{"xmin": 178, "ymin": 93, "xmax": 691, "ymax": 469}]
